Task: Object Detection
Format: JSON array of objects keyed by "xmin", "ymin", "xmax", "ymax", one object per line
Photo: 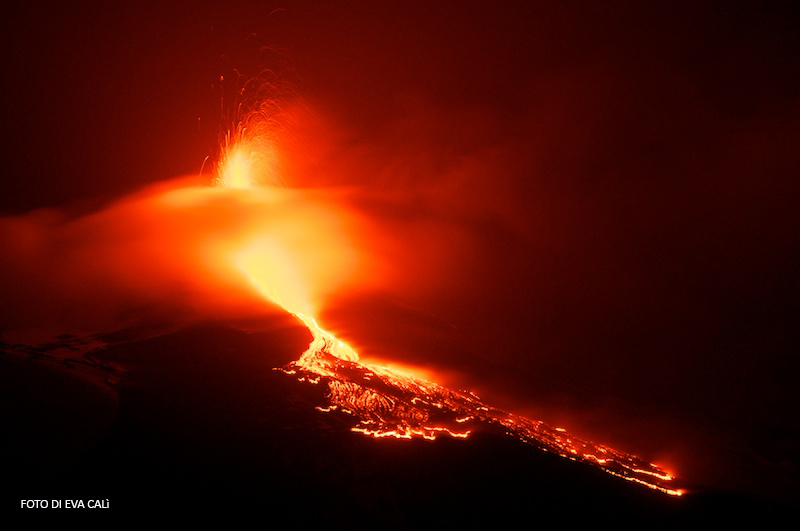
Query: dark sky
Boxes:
[{"xmin": 1, "ymin": 0, "xmax": 799, "ymax": 498}]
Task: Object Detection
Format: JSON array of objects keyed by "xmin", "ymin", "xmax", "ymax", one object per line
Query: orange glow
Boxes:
[
  {"xmin": 217, "ymin": 147, "xmax": 255, "ymax": 189},
  {"xmin": 216, "ymin": 134, "xmax": 282, "ymax": 190}
]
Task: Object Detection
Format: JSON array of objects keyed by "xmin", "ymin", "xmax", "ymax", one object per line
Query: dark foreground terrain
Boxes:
[{"xmin": 1, "ymin": 319, "xmax": 792, "ymax": 524}]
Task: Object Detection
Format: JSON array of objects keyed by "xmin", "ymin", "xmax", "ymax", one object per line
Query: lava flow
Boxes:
[{"xmin": 217, "ymin": 110, "xmax": 684, "ymax": 498}]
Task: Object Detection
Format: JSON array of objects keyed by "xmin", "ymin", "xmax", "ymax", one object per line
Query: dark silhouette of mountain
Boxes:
[{"xmin": 1, "ymin": 318, "xmax": 791, "ymax": 524}]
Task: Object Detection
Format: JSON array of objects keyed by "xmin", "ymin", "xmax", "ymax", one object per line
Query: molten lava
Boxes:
[{"xmin": 215, "ymin": 102, "xmax": 683, "ymax": 498}]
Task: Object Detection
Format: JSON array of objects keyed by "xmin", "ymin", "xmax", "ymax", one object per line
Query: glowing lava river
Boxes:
[
  {"xmin": 215, "ymin": 129, "xmax": 684, "ymax": 498},
  {"xmin": 268, "ymin": 311, "xmax": 680, "ymax": 496},
  {"xmin": 281, "ymin": 315, "xmax": 683, "ymax": 496}
]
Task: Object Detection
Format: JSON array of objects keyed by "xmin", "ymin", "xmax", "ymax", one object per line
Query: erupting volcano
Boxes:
[
  {"xmin": 4, "ymin": 2, "xmax": 798, "ymax": 522},
  {"xmin": 216, "ymin": 104, "xmax": 683, "ymax": 497}
]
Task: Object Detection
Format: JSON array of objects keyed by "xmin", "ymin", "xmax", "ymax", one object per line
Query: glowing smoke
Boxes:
[{"xmin": 0, "ymin": 174, "xmax": 374, "ymax": 342}]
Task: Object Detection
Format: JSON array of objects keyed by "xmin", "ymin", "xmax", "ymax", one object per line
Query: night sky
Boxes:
[{"xmin": 2, "ymin": 0, "xmax": 799, "ymax": 506}]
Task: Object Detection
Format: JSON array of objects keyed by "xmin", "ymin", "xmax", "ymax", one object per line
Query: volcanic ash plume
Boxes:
[{"xmin": 0, "ymin": 176, "xmax": 374, "ymax": 344}]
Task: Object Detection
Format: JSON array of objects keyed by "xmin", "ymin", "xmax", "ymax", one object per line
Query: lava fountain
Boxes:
[{"xmin": 215, "ymin": 97, "xmax": 684, "ymax": 497}]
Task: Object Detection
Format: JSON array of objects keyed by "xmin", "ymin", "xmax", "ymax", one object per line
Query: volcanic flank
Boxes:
[{"xmin": 2, "ymin": 315, "xmax": 787, "ymax": 523}]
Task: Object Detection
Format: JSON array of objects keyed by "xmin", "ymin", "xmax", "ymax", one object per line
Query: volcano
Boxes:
[{"xmin": 3, "ymin": 0, "xmax": 800, "ymax": 524}]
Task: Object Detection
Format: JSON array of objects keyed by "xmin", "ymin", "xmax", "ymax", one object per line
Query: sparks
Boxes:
[{"xmin": 217, "ymin": 146, "xmax": 255, "ymax": 189}]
